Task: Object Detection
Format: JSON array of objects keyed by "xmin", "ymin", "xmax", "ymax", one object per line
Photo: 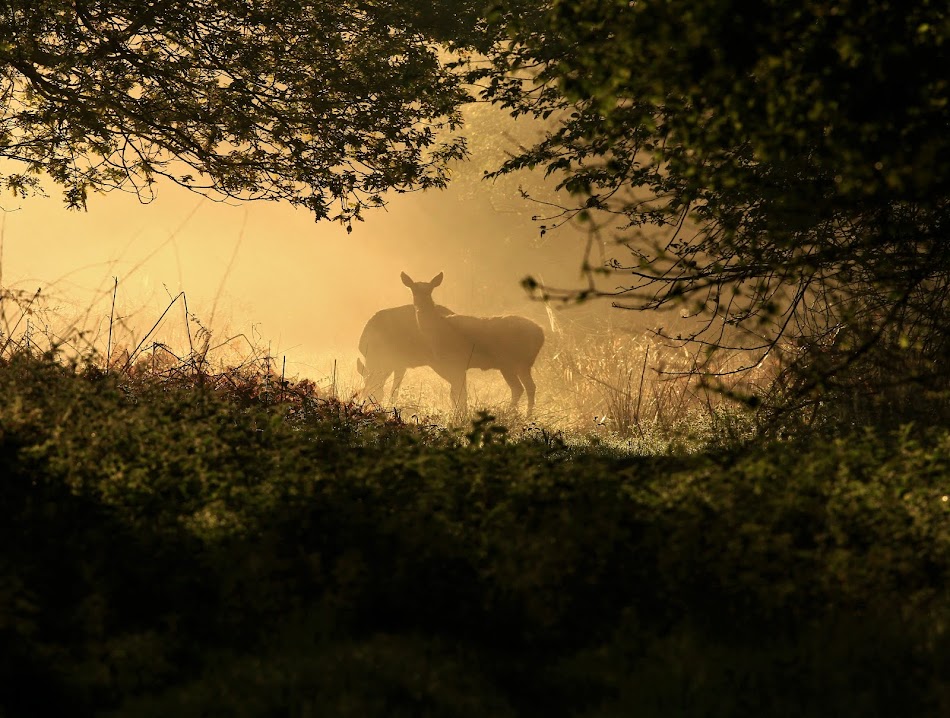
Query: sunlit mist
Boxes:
[{"xmin": 0, "ymin": 105, "xmax": 626, "ymax": 422}]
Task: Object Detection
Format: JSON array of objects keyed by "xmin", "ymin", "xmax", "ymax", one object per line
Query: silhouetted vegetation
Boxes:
[
  {"xmin": 2, "ymin": 351, "xmax": 948, "ymax": 717},
  {"xmin": 469, "ymin": 0, "xmax": 950, "ymax": 424},
  {"xmin": 0, "ymin": 0, "xmax": 470, "ymax": 222},
  {"xmin": 4, "ymin": 1, "xmax": 950, "ymax": 714}
]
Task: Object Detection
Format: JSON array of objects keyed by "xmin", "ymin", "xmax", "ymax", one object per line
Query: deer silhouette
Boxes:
[
  {"xmin": 401, "ymin": 271, "xmax": 545, "ymax": 416},
  {"xmin": 356, "ymin": 303, "xmax": 452, "ymax": 404}
]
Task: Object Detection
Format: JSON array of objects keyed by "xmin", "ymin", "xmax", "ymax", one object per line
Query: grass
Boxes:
[{"xmin": 2, "ymin": 272, "xmax": 767, "ymax": 452}]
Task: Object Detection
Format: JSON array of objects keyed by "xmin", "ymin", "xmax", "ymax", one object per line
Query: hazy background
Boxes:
[{"xmin": 0, "ymin": 105, "xmax": 620, "ymax": 400}]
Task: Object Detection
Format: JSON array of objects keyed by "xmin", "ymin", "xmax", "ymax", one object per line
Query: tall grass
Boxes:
[
  {"xmin": 525, "ymin": 311, "xmax": 768, "ymax": 451},
  {"xmin": 1, "ymin": 272, "xmax": 782, "ymax": 458},
  {"xmin": 0, "ymin": 281, "xmax": 346, "ymax": 418}
]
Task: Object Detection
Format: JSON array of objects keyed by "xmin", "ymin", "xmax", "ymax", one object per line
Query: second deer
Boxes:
[
  {"xmin": 356, "ymin": 303, "xmax": 453, "ymax": 404},
  {"xmin": 401, "ymin": 271, "xmax": 545, "ymax": 417}
]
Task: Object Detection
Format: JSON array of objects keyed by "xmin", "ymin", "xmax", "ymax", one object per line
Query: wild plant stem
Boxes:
[
  {"xmin": 122, "ymin": 291, "xmax": 184, "ymax": 373},
  {"xmin": 280, "ymin": 355, "xmax": 286, "ymax": 403},
  {"xmin": 0, "ymin": 287, "xmax": 40, "ymax": 357},
  {"xmin": 107, "ymin": 276, "xmax": 118, "ymax": 371},
  {"xmin": 634, "ymin": 346, "xmax": 649, "ymax": 438},
  {"xmin": 182, "ymin": 290, "xmax": 194, "ymax": 356}
]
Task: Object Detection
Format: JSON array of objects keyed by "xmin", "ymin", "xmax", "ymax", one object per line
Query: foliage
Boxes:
[
  {"xmin": 1, "ymin": 352, "xmax": 949, "ymax": 716},
  {"xmin": 467, "ymin": 0, "xmax": 950, "ymax": 423},
  {"xmin": 0, "ymin": 0, "xmax": 475, "ymax": 224}
]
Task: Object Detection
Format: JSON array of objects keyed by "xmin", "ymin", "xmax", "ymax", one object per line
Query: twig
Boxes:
[
  {"xmin": 280, "ymin": 355, "xmax": 286, "ymax": 403},
  {"xmin": 121, "ymin": 291, "xmax": 185, "ymax": 373},
  {"xmin": 181, "ymin": 290, "xmax": 194, "ymax": 355},
  {"xmin": 0, "ymin": 287, "xmax": 40, "ymax": 357},
  {"xmin": 107, "ymin": 276, "xmax": 118, "ymax": 371},
  {"xmin": 634, "ymin": 345, "xmax": 649, "ymax": 436}
]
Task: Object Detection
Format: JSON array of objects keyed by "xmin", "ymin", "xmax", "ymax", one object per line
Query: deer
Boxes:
[
  {"xmin": 356, "ymin": 303, "xmax": 453, "ymax": 404},
  {"xmin": 400, "ymin": 271, "xmax": 545, "ymax": 417}
]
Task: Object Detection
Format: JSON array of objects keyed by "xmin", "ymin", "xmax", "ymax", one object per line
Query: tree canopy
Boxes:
[
  {"xmin": 468, "ymin": 0, "xmax": 950, "ymax": 422},
  {"xmin": 0, "ymin": 0, "xmax": 472, "ymax": 225}
]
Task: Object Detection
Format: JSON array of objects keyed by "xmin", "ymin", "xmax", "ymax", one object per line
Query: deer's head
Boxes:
[{"xmin": 401, "ymin": 271, "xmax": 443, "ymax": 310}]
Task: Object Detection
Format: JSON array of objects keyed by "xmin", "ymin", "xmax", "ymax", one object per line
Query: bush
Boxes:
[{"xmin": 1, "ymin": 353, "xmax": 948, "ymax": 717}]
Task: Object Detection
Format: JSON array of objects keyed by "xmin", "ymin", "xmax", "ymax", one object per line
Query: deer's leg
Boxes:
[
  {"xmin": 390, "ymin": 367, "xmax": 407, "ymax": 404},
  {"xmin": 362, "ymin": 369, "xmax": 387, "ymax": 404},
  {"xmin": 521, "ymin": 367, "xmax": 537, "ymax": 418},
  {"xmin": 501, "ymin": 368, "xmax": 525, "ymax": 410}
]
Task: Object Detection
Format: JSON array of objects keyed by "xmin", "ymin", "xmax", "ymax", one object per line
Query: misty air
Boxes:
[{"xmin": 1, "ymin": 1, "xmax": 948, "ymax": 716}]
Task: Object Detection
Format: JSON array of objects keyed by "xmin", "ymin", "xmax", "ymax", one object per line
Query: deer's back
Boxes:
[
  {"xmin": 431, "ymin": 313, "xmax": 545, "ymax": 369},
  {"xmin": 359, "ymin": 304, "xmax": 451, "ymax": 369}
]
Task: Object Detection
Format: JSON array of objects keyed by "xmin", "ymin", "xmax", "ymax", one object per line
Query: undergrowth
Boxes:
[{"xmin": 1, "ymin": 348, "xmax": 949, "ymax": 717}]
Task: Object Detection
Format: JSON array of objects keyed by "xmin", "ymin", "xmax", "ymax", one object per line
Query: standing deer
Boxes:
[
  {"xmin": 401, "ymin": 271, "xmax": 545, "ymax": 416},
  {"xmin": 356, "ymin": 303, "xmax": 452, "ymax": 404}
]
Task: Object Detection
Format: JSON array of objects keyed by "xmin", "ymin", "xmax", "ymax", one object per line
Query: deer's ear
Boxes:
[
  {"xmin": 400, "ymin": 272, "xmax": 413, "ymax": 287},
  {"xmin": 431, "ymin": 272, "xmax": 443, "ymax": 287}
]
